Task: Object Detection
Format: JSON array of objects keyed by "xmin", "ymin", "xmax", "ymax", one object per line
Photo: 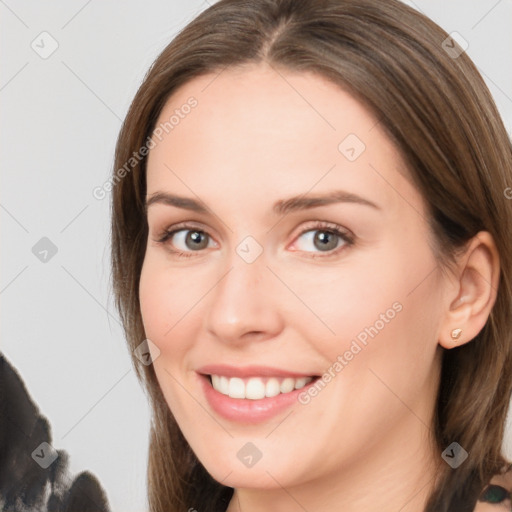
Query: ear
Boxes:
[{"xmin": 438, "ymin": 231, "xmax": 500, "ymax": 349}]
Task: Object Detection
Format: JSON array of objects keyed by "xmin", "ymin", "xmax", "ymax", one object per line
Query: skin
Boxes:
[{"xmin": 139, "ymin": 62, "xmax": 500, "ymax": 512}]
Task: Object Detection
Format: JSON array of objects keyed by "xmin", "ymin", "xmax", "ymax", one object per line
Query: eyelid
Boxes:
[{"xmin": 290, "ymin": 220, "xmax": 353, "ymax": 241}]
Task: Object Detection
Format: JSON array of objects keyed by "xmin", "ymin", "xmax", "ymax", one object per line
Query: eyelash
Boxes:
[{"xmin": 154, "ymin": 221, "xmax": 355, "ymax": 260}]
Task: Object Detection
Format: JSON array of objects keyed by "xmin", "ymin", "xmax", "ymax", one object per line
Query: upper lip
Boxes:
[{"xmin": 196, "ymin": 364, "xmax": 319, "ymax": 379}]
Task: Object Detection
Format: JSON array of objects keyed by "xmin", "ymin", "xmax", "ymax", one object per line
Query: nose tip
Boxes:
[{"xmin": 203, "ymin": 260, "xmax": 284, "ymax": 346}]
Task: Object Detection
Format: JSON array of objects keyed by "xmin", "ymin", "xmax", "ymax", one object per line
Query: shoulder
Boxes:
[{"xmin": 474, "ymin": 463, "xmax": 512, "ymax": 511}]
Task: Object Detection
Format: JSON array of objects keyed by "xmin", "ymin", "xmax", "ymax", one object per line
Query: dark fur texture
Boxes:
[{"xmin": 0, "ymin": 352, "xmax": 111, "ymax": 512}]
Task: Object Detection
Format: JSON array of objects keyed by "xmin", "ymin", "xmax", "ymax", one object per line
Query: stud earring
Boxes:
[{"xmin": 451, "ymin": 328, "xmax": 463, "ymax": 341}]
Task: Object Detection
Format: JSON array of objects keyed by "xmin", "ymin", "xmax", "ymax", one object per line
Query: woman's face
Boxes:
[{"xmin": 140, "ymin": 63, "xmax": 449, "ymax": 492}]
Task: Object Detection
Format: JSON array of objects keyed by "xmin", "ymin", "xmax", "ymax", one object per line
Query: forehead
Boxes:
[{"xmin": 146, "ymin": 63, "xmax": 421, "ymax": 219}]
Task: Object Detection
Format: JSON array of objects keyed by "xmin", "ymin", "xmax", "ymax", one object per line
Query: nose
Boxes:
[{"xmin": 203, "ymin": 250, "xmax": 285, "ymax": 346}]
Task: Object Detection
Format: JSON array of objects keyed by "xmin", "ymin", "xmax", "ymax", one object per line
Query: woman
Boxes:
[{"xmin": 109, "ymin": 0, "xmax": 512, "ymax": 510}]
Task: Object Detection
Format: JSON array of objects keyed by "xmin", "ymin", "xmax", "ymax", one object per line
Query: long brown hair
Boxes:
[{"xmin": 109, "ymin": 1, "xmax": 512, "ymax": 510}]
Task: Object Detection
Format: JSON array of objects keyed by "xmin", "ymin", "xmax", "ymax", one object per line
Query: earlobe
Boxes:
[{"xmin": 438, "ymin": 231, "xmax": 500, "ymax": 350}]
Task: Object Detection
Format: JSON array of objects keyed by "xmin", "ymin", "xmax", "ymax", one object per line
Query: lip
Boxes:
[
  {"xmin": 196, "ymin": 364, "xmax": 317, "ymax": 379},
  {"xmin": 197, "ymin": 371, "xmax": 320, "ymax": 424}
]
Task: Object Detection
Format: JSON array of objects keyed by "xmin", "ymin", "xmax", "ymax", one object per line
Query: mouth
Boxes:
[
  {"xmin": 195, "ymin": 364, "xmax": 322, "ymax": 422},
  {"xmin": 198, "ymin": 372, "xmax": 321, "ymax": 423},
  {"xmin": 204, "ymin": 374, "xmax": 321, "ymax": 400}
]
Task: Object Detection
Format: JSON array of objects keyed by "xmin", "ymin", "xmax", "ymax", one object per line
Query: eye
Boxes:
[
  {"xmin": 154, "ymin": 220, "xmax": 354, "ymax": 259},
  {"xmin": 291, "ymin": 222, "xmax": 354, "ymax": 258},
  {"xmin": 155, "ymin": 224, "xmax": 216, "ymax": 258}
]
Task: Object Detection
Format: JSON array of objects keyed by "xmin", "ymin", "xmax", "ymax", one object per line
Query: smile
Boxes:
[
  {"xmin": 209, "ymin": 374, "xmax": 315, "ymax": 400},
  {"xmin": 198, "ymin": 369, "xmax": 321, "ymax": 423}
]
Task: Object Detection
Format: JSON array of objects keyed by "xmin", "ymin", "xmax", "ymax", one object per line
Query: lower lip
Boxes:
[{"xmin": 199, "ymin": 374, "xmax": 318, "ymax": 423}]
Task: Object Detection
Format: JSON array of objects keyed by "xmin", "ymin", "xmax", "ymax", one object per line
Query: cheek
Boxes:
[
  {"xmin": 295, "ymin": 247, "xmax": 442, "ymax": 382},
  {"xmin": 138, "ymin": 261, "xmax": 198, "ymax": 414},
  {"xmin": 139, "ymin": 261, "xmax": 167, "ymax": 340},
  {"xmin": 138, "ymin": 256, "xmax": 210, "ymax": 408},
  {"xmin": 138, "ymin": 256, "xmax": 196, "ymax": 344},
  {"xmin": 284, "ymin": 261, "xmax": 405, "ymax": 353}
]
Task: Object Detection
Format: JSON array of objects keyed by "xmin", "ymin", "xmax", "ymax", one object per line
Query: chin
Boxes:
[
  {"xmin": 196, "ymin": 446, "xmax": 305, "ymax": 490},
  {"xmin": 209, "ymin": 466, "xmax": 292, "ymax": 490}
]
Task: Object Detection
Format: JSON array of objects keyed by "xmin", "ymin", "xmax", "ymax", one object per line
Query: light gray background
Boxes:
[{"xmin": 1, "ymin": 1, "xmax": 511, "ymax": 511}]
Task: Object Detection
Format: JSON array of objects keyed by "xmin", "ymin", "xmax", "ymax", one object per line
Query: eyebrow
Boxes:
[{"xmin": 145, "ymin": 190, "xmax": 380, "ymax": 215}]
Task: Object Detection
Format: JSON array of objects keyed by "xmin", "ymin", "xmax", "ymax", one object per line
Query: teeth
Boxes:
[
  {"xmin": 266, "ymin": 378, "xmax": 280, "ymax": 398},
  {"xmin": 210, "ymin": 375, "xmax": 314, "ymax": 399},
  {"xmin": 228, "ymin": 377, "xmax": 245, "ymax": 399},
  {"xmin": 247, "ymin": 377, "xmax": 266, "ymax": 399},
  {"xmin": 281, "ymin": 377, "xmax": 295, "ymax": 393},
  {"xmin": 294, "ymin": 377, "xmax": 309, "ymax": 390}
]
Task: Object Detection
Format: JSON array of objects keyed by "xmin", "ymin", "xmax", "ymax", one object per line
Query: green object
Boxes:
[{"xmin": 479, "ymin": 485, "xmax": 509, "ymax": 503}]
